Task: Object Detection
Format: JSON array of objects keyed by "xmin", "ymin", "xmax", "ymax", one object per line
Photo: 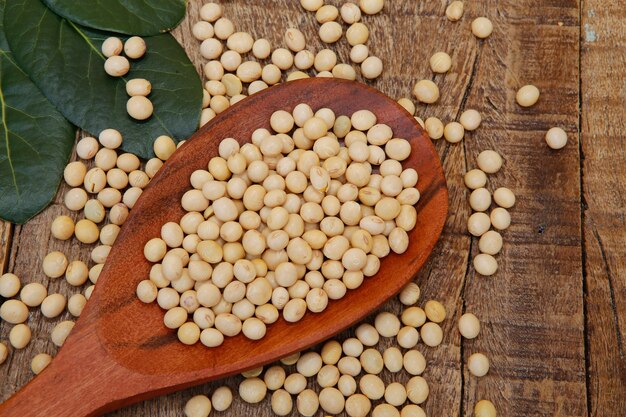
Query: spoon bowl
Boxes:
[{"xmin": 0, "ymin": 78, "xmax": 447, "ymax": 417}]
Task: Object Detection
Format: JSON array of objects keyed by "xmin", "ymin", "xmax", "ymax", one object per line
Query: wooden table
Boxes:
[{"xmin": 1, "ymin": 1, "xmax": 623, "ymax": 416}]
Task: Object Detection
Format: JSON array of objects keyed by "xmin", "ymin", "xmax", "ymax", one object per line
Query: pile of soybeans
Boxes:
[{"xmin": 137, "ymin": 104, "xmax": 421, "ymax": 347}]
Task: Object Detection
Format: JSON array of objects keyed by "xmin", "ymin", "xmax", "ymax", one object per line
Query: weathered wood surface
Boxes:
[
  {"xmin": 580, "ymin": 0, "xmax": 626, "ymax": 415},
  {"xmin": 0, "ymin": 0, "xmax": 623, "ymax": 416},
  {"xmin": 0, "ymin": 223, "xmax": 10, "ymax": 277}
]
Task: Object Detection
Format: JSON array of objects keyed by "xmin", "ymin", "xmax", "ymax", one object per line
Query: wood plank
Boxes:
[
  {"xmin": 105, "ymin": 1, "xmax": 474, "ymax": 415},
  {"xmin": 459, "ymin": 1, "xmax": 586, "ymax": 416},
  {"xmin": 580, "ymin": 1, "xmax": 626, "ymax": 415},
  {"xmin": 0, "ymin": 222, "xmax": 11, "ymax": 274}
]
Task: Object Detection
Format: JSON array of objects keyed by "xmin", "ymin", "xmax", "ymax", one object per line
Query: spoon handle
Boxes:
[
  {"xmin": 0, "ymin": 359, "xmax": 95, "ymax": 417},
  {"xmin": 0, "ymin": 324, "xmax": 131, "ymax": 417}
]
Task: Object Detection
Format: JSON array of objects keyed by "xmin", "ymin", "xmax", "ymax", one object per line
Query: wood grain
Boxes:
[
  {"xmin": 580, "ymin": 0, "xmax": 626, "ymax": 415},
  {"xmin": 0, "ymin": 222, "xmax": 11, "ymax": 274},
  {"xmin": 0, "ymin": 0, "xmax": 623, "ymax": 416},
  {"xmin": 461, "ymin": 2, "xmax": 586, "ymax": 416}
]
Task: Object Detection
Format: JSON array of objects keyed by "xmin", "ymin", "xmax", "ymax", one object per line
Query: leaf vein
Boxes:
[
  {"xmin": 12, "ymin": 131, "xmax": 42, "ymax": 156},
  {"xmin": 67, "ymin": 20, "xmax": 105, "ymax": 60}
]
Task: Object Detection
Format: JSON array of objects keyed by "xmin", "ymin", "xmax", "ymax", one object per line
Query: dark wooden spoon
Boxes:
[{"xmin": 0, "ymin": 78, "xmax": 447, "ymax": 417}]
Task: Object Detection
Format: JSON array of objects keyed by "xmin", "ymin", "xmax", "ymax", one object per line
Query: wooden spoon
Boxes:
[{"xmin": 0, "ymin": 78, "xmax": 447, "ymax": 417}]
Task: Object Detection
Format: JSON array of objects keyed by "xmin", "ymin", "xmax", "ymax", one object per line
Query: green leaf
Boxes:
[
  {"xmin": 42, "ymin": 0, "xmax": 188, "ymax": 36},
  {"xmin": 4, "ymin": 0, "xmax": 202, "ymax": 158},
  {"xmin": 0, "ymin": 0, "xmax": 75, "ymax": 224}
]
